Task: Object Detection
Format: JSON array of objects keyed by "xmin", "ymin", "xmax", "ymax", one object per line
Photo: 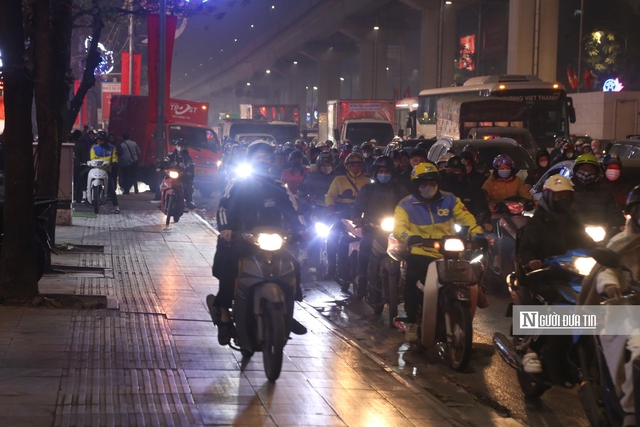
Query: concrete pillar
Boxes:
[
  {"xmin": 507, "ymin": 0, "xmax": 559, "ymax": 82},
  {"xmin": 359, "ymin": 32, "xmax": 388, "ymax": 99},
  {"xmin": 419, "ymin": 1, "xmax": 440, "ymax": 90},
  {"xmin": 441, "ymin": 2, "xmax": 456, "ymax": 87},
  {"xmin": 317, "ymin": 50, "xmax": 346, "ymax": 112},
  {"xmin": 286, "ymin": 64, "xmax": 310, "ymax": 119}
]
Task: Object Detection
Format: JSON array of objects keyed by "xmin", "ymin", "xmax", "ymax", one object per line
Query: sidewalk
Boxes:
[{"xmin": 1, "ymin": 203, "xmax": 484, "ymax": 426}]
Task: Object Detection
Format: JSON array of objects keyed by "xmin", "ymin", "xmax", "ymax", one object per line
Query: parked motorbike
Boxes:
[
  {"xmin": 160, "ymin": 165, "xmax": 186, "ymax": 226},
  {"xmin": 227, "ymin": 227, "xmax": 299, "ymax": 382},
  {"xmin": 393, "ymin": 231, "xmax": 486, "ymax": 371},
  {"xmin": 492, "ymin": 247, "xmax": 630, "ymax": 426},
  {"xmin": 85, "ymin": 159, "xmax": 110, "ymax": 214}
]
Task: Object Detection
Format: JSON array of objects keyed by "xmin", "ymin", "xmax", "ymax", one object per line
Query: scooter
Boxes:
[
  {"xmin": 85, "ymin": 159, "xmax": 110, "ymax": 214},
  {"xmin": 492, "ymin": 247, "xmax": 629, "ymax": 426},
  {"xmin": 365, "ymin": 217, "xmax": 398, "ymax": 316},
  {"xmin": 227, "ymin": 227, "xmax": 300, "ymax": 382},
  {"xmin": 160, "ymin": 165, "xmax": 185, "ymax": 226},
  {"xmin": 337, "ymin": 218, "xmax": 363, "ymax": 293}
]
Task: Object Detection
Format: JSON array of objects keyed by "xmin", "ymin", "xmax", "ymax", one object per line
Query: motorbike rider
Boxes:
[
  {"xmin": 207, "ymin": 141, "xmax": 307, "ymax": 345},
  {"xmin": 165, "ymin": 139, "xmax": 197, "ymax": 210},
  {"xmin": 460, "ymin": 151, "xmax": 487, "ymax": 189},
  {"xmin": 398, "ymin": 148, "xmax": 428, "ymax": 191},
  {"xmin": 324, "ymin": 152, "xmax": 370, "ymax": 281},
  {"xmin": 440, "ymin": 156, "xmax": 492, "ymax": 231},
  {"xmin": 361, "ymin": 141, "xmax": 376, "ymax": 176},
  {"xmin": 82, "ymin": 131, "xmax": 120, "ymax": 214},
  {"xmin": 352, "ymin": 156, "xmax": 409, "ymax": 297},
  {"xmin": 482, "ymin": 154, "xmax": 533, "ymax": 207},
  {"xmin": 394, "ymin": 162, "xmax": 485, "ymax": 341},
  {"xmin": 518, "ymin": 174, "xmax": 596, "ymax": 373},
  {"xmin": 602, "ymin": 155, "xmax": 633, "ymax": 209},
  {"xmin": 524, "ymin": 149, "xmax": 551, "ymax": 189},
  {"xmin": 280, "ymin": 150, "xmax": 307, "ymax": 194},
  {"xmin": 571, "ymin": 153, "xmax": 625, "ymax": 238},
  {"xmin": 580, "ymin": 185, "xmax": 640, "ymax": 427},
  {"xmin": 297, "ymin": 152, "xmax": 337, "ymax": 206},
  {"xmin": 437, "ymin": 152, "xmax": 454, "ymax": 171},
  {"xmin": 269, "ymin": 151, "xmax": 288, "ymax": 180},
  {"xmin": 552, "ymin": 141, "xmax": 576, "ymax": 165}
]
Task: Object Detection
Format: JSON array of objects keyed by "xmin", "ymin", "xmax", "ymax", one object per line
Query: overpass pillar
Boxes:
[
  {"xmin": 417, "ymin": 0, "xmax": 456, "ymax": 90},
  {"xmin": 317, "ymin": 50, "xmax": 347, "ymax": 112},
  {"xmin": 507, "ymin": 0, "xmax": 559, "ymax": 82},
  {"xmin": 359, "ymin": 31, "xmax": 388, "ymax": 99}
]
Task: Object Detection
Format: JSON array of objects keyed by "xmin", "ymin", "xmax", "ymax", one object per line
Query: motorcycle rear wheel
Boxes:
[
  {"xmin": 447, "ymin": 300, "xmax": 473, "ymax": 372},
  {"xmin": 92, "ymin": 187, "xmax": 100, "ymax": 214},
  {"xmin": 516, "ymin": 370, "xmax": 547, "ymax": 398},
  {"xmin": 384, "ymin": 268, "xmax": 398, "ymax": 325},
  {"xmin": 165, "ymin": 194, "xmax": 175, "ymax": 226},
  {"xmin": 262, "ymin": 301, "xmax": 286, "ymax": 382}
]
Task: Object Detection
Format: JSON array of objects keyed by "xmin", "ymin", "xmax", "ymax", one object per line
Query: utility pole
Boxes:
[
  {"xmin": 128, "ymin": 1, "xmax": 134, "ymax": 94},
  {"xmin": 156, "ymin": 0, "xmax": 166, "ymax": 163}
]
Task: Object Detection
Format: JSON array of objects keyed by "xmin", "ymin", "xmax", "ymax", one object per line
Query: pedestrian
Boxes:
[{"xmin": 118, "ymin": 133, "xmax": 141, "ymax": 195}]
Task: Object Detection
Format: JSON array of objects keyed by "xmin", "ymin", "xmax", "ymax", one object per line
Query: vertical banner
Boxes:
[
  {"xmin": 121, "ymin": 52, "xmax": 142, "ymax": 95},
  {"xmin": 102, "ymin": 82, "xmax": 122, "ymax": 121},
  {"xmin": 73, "ymin": 80, "xmax": 88, "ymax": 128},
  {"xmin": 146, "ymin": 14, "xmax": 178, "ymax": 123}
]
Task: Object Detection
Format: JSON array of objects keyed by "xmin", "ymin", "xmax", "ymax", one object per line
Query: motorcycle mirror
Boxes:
[
  {"xmin": 590, "ymin": 248, "xmax": 619, "ymax": 269},
  {"xmin": 457, "ymin": 225, "xmax": 469, "ymax": 238}
]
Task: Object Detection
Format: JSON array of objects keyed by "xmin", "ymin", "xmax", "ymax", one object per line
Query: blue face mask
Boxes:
[
  {"xmin": 377, "ymin": 173, "xmax": 392, "ymax": 184},
  {"xmin": 498, "ymin": 169, "xmax": 511, "ymax": 179}
]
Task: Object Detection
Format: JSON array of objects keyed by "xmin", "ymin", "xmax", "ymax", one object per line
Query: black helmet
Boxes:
[
  {"xmin": 625, "ymin": 185, "xmax": 640, "ymax": 213},
  {"xmin": 246, "ymin": 140, "xmax": 274, "ymax": 158},
  {"xmin": 462, "ymin": 144, "xmax": 478, "ymax": 156},
  {"xmin": 288, "ymin": 150, "xmax": 303, "ymax": 161},
  {"xmin": 445, "ymin": 155, "xmax": 467, "ymax": 172},
  {"xmin": 415, "ymin": 141, "xmax": 431, "ymax": 151},
  {"xmin": 95, "ymin": 131, "xmax": 107, "ymax": 141},
  {"xmin": 175, "ymin": 138, "xmax": 188, "ymax": 146},
  {"xmin": 372, "ymin": 155, "xmax": 395, "ymax": 171},
  {"xmin": 316, "ymin": 152, "xmax": 334, "ymax": 167}
]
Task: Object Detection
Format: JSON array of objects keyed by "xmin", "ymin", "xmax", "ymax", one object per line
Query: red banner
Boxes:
[
  {"xmin": 147, "ymin": 14, "xmax": 177, "ymax": 123},
  {"xmin": 121, "ymin": 52, "xmax": 142, "ymax": 95},
  {"xmin": 73, "ymin": 80, "xmax": 88, "ymax": 128}
]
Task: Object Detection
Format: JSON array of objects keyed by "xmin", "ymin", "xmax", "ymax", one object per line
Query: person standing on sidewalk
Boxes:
[{"xmin": 118, "ymin": 133, "xmax": 141, "ymax": 195}]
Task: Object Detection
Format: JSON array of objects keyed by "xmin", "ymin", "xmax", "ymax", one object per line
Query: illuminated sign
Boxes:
[
  {"xmin": 459, "ymin": 35, "xmax": 475, "ymax": 71},
  {"xmin": 603, "ymin": 78, "xmax": 624, "ymax": 92},
  {"xmin": 85, "ymin": 37, "xmax": 114, "ymax": 75}
]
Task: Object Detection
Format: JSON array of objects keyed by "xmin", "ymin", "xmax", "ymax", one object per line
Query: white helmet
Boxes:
[{"xmin": 543, "ymin": 174, "xmax": 574, "ymax": 192}]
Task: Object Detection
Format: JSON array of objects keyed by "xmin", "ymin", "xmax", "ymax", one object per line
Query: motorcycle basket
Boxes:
[{"xmin": 436, "ymin": 259, "xmax": 479, "ymax": 285}]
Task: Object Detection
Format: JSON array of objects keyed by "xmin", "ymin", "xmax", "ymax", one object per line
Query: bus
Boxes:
[
  {"xmin": 395, "ymin": 97, "xmax": 418, "ymax": 138},
  {"xmin": 416, "ymin": 75, "xmax": 576, "ymax": 149}
]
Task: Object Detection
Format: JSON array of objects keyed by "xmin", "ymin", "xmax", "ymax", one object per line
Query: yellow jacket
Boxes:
[
  {"xmin": 90, "ymin": 143, "xmax": 118, "ymax": 172},
  {"xmin": 325, "ymin": 172, "xmax": 371, "ymax": 207},
  {"xmin": 482, "ymin": 173, "xmax": 532, "ymax": 205},
  {"xmin": 394, "ymin": 191, "xmax": 483, "ymax": 257}
]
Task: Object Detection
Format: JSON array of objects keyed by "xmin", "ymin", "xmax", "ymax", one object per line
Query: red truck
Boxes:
[{"xmin": 109, "ymin": 95, "xmax": 223, "ymax": 197}]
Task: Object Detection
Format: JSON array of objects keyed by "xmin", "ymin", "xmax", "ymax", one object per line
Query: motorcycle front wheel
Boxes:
[
  {"xmin": 262, "ymin": 301, "xmax": 286, "ymax": 382},
  {"xmin": 447, "ymin": 300, "xmax": 472, "ymax": 372},
  {"xmin": 165, "ymin": 194, "xmax": 175, "ymax": 226},
  {"xmin": 92, "ymin": 186, "xmax": 100, "ymax": 214},
  {"xmin": 384, "ymin": 268, "xmax": 398, "ymax": 324}
]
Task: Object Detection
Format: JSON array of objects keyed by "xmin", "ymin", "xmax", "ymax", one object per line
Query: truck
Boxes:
[
  {"xmin": 218, "ymin": 119, "xmax": 300, "ymax": 146},
  {"xmin": 326, "ymin": 99, "xmax": 396, "ymax": 147},
  {"xmin": 240, "ymin": 104, "xmax": 300, "ymax": 125},
  {"xmin": 436, "ymin": 95, "xmax": 530, "ymax": 140},
  {"xmin": 108, "ymin": 95, "xmax": 223, "ymax": 197}
]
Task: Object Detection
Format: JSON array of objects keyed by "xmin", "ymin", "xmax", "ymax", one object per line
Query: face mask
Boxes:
[
  {"xmin": 576, "ymin": 170, "xmax": 597, "ymax": 184},
  {"xmin": 605, "ymin": 169, "xmax": 620, "ymax": 181},
  {"xmin": 176, "ymin": 146, "xmax": 183, "ymax": 152},
  {"xmin": 377, "ymin": 173, "xmax": 392, "ymax": 184},
  {"xmin": 445, "ymin": 172, "xmax": 460, "ymax": 182},
  {"xmin": 321, "ymin": 166, "xmax": 333, "ymax": 174},
  {"xmin": 419, "ymin": 185, "xmax": 437, "ymax": 199},
  {"xmin": 363, "ymin": 152, "xmax": 371, "ymax": 159},
  {"xmin": 566, "ymin": 152, "xmax": 574, "ymax": 159},
  {"xmin": 539, "ymin": 159, "xmax": 549, "ymax": 168},
  {"xmin": 498, "ymin": 169, "xmax": 511, "ymax": 179}
]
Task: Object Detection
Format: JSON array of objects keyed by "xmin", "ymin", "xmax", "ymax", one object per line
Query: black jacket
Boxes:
[
  {"xmin": 571, "ymin": 177, "xmax": 625, "ymax": 230},
  {"xmin": 165, "ymin": 150, "xmax": 195, "ymax": 175},
  {"xmin": 439, "ymin": 174, "xmax": 491, "ymax": 225},
  {"xmin": 352, "ymin": 180, "xmax": 409, "ymax": 225}
]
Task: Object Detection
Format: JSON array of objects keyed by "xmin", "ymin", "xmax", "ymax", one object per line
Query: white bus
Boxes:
[
  {"xmin": 416, "ymin": 75, "xmax": 576, "ymax": 149},
  {"xmin": 395, "ymin": 97, "xmax": 418, "ymax": 138}
]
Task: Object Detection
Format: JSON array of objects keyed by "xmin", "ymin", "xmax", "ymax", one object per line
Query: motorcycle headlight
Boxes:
[
  {"xmin": 315, "ymin": 222, "xmax": 330, "ymax": 238},
  {"xmin": 585, "ymin": 226, "xmax": 606, "ymax": 243},
  {"xmin": 380, "ymin": 217, "xmax": 394, "ymax": 232},
  {"xmin": 216, "ymin": 160, "xmax": 222, "ymax": 167},
  {"xmin": 443, "ymin": 238, "xmax": 465, "ymax": 252},
  {"xmin": 454, "ymin": 224, "xmax": 461, "ymax": 233},
  {"xmin": 236, "ymin": 163, "xmax": 252, "ymax": 178},
  {"xmin": 256, "ymin": 233, "xmax": 284, "ymax": 251},
  {"xmin": 168, "ymin": 170, "xmax": 180, "ymax": 179},
  {"xmin": 573, "ymin": 257, "xmax": 596, "ymax": 276}
]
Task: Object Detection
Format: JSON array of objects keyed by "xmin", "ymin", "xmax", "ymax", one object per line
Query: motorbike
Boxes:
[
  {"xmin": 393, "ymin": 231, "xmax": 486, "ymax": 371},
  {"xmin": 228, "ymin": 227, "xmax": 299, "ymax": 382},
  {"xmin": 85, "ymin": 159, "xmax": 110, "ymax": 214},
  {"xmin": 483, "ymin": 197, "xmax": 534, "ymax": 292},
  {"xmin": 295, "ymin": 190, "xmax": 330, "ymax": 280},
  {"xmin": 492, "ymin": 246, "xmax": 632, "ymax": 426},
  {"xmin": 364, "ymin": 217, "xmax": 399, "ymax": 317},
  {"xmin": 160, "ymin": 165, "xmax": 186, "ymax": 226},
  {"xmin": 336, "ymin": 218, "xmax": 363, "ymax": 293}
]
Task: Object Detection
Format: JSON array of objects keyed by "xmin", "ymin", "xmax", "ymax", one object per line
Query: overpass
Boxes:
[{"xmin": 171, "ymin": 0, "xmax": 560, "ymax": 127}]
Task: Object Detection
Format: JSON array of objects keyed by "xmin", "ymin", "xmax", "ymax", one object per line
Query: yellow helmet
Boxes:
[
  {"xmin": 543, "ymin": 174, "xmax": 574, "ymax": 192},
  {"xmin": 411, "ymin": 162, "xmax": 441, "ymax": 181}
]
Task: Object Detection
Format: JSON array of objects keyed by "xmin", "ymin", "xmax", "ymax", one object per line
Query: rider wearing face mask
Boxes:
[
  {"xmin": 351, "ymin": 156, "xmax": 409, "ymax": 298},
  {"xmin": 524, "ymin": 149, "xmax": 551, "ymax": 189},
  {"xmin": 280, "ymin": 150, "xmax": 307, "ymax": 194},
  {"xmin": 571, "ymin": 153, "xmax": 625, "ymax": 237},
  {"xmin": 602, "ymin": 155, "xmax": 632, "ymax": 210},
  {"xmin": 297, "ymin": 152, "xmax": 337, "ymax": 206},
  {"xmin": 482, "ymin": 154, "xmax": 533, "ymax": 207},
  {"xmin": 360, "ymin": 141, "xmax": 376, "ymax": 176},
  {"xmin": 552, "ymin": 141, "xmax": 576, "ymax": 165},
  {"xmin": 517, "ymin": 175, "xmax": 596, "ymax": 373},
  {"xmin": 394, "ymin": 162, "xmax": 484, "ymax": 340}
]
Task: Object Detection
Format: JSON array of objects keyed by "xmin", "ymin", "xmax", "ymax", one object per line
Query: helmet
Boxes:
[
  {"xmin": 543, "ymin": 174, "xmax": 574, "ymax": 192},
  {"xmin": 316, "ymin": 152, "xmax": 334, "ymax": 167},
  {"xmin": 369, "ymin": 138, "xmax": 377, "ymax": 144},
  {"xmin": 459, "ymin": 151, "xmax": 475, "ymax": 166},
  {"xmin": 415, "ymin": 141, "xmax": 432, "ymax": 151},
  {"xmin": 282, "ymin": 142, "xmax": 294, "ymax": 153},
  {"xmin": 345, "ymin": 152, "xmax": 364, "ymax": 165},
  {"xmin": 175, "ymin": 138, "xmax": 188, "ymax": 146},
  {"xmin": 602, "ymin": 154, "xmax": 622, "ymax": 166},
  {"xmin": 492, "ymin": 154, "xmax": 514, "ymax": 169},
  {"xmin": 462, "ymin": 144, "xmax": 478, "ymax": 156},
  {"xmin": 574, "ymin": 153, "xmax": 600, "ymax": 169},
  {"xmin": 392, "ymin": 136, "xmax": 402, "ymax": 142},
  {"xmin": 339, "ymin": 149, "xmax": 352, "ymax": 161},
  {"xmin": 324, "ymin": 140, "xmax": 333, "ymax": 147},
  {"xmin": 437, "ymin": 152, "xmax": 454, "ymax": 165},
  {"xmin": 563, "ymin": 142, "xmax": 575, "ymax": 152},
  {"xmin": 372, "ymin": 155, "xmax": 395, "ymax": 171},
  {"xmin": 246, "ymin": 140, "xmax": 274, "ymax": 158},
  {"xmin": 95, "ymin": 131, "xmax": 107, "ymax": 141},
  {"xmin": 288, "ymin": 150, "xmax": 303, "ymax": 161},
  {"xmin": 373, "ymin": 148, "xmax": 383, "ymax": 157},
  {"xmin": 361, "ymin": 141, "xmax": 374, "ymax": 151},
  {"xmin": 411, "ymin": 162, "xmax": 441, "ymax": 181},
  {"xmin": 625, "ymin": 185, "xmax": 640, "ymax": 213},
  {"xmin": 445, "ymin": 155, "xmax": 467, "ymax": 171}
]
